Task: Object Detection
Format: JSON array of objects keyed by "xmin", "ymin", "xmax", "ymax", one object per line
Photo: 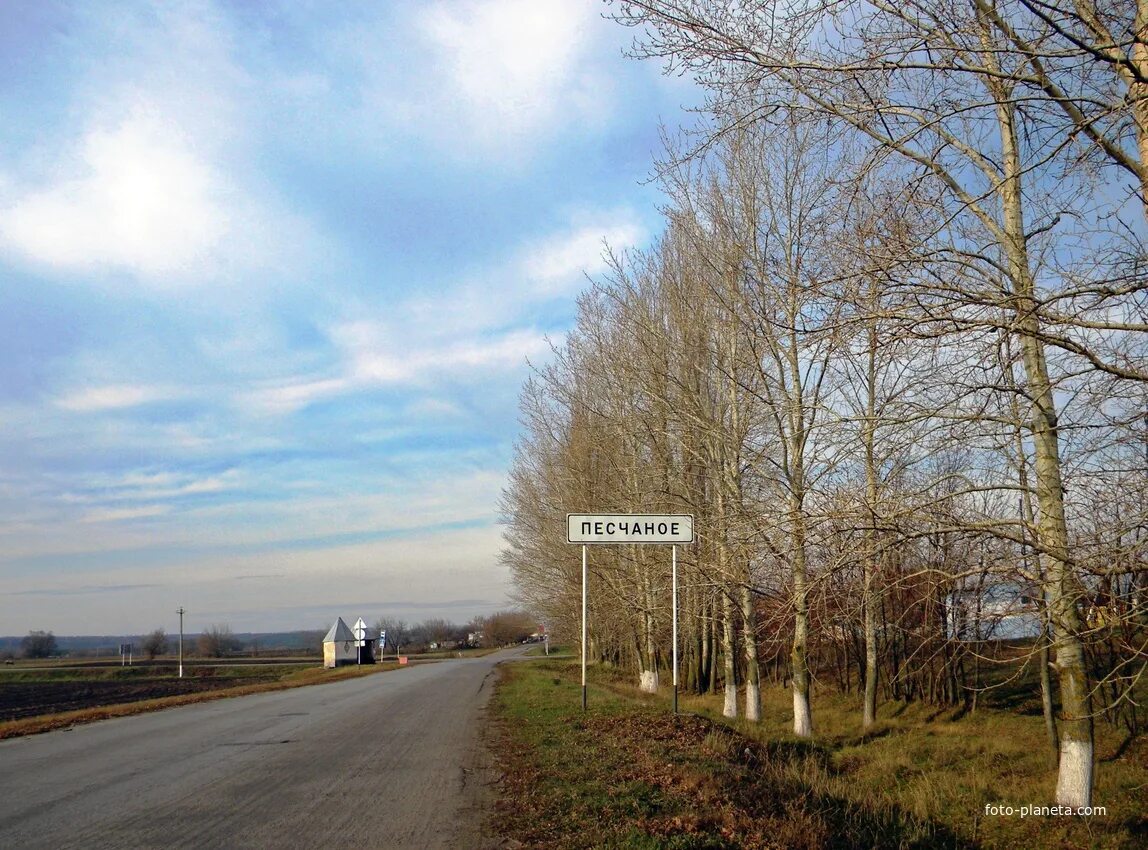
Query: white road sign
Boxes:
[{"xmin": 567, "ymin": 513, "xmax": 694, "ymax": 545}]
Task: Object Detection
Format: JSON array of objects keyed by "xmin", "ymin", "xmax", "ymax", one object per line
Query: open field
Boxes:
[
  {"xmin": 0, "ymin": 659, "xmax": 400, "ymax": 738},
  {"xmin": 489, "ymin": 660, "xmax": 1146, "ymax": 850}
]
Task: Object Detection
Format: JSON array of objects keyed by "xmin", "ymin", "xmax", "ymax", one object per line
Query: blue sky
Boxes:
[{"xmin": 0, "ymin": 1, "xmax": 699, "ymax": 635}]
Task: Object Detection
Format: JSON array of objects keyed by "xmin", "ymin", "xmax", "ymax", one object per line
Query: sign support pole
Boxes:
[
  {"xmin": 581, "ymin": 544, "xmax": 588, "ymax": 711},
  {"xmin": 672, "ymin": 544, "xmax": 678, "ymax": 716},
  {"xmin": 177, "ymin": 607, "xmax": 184, "ymax": 678},
  {"xmin": 567, "ymin": 514, "xmax": 693, "ymax": 715}
]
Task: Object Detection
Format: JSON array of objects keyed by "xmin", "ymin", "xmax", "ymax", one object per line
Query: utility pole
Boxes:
[{"xmin": 177, "ymin": 607, "xmax": 185, "ymax": 678}]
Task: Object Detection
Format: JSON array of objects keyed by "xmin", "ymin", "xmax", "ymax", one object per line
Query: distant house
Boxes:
[{"xmin": 323, "ymin": 618, "xmax": 357, "ymax": 668}]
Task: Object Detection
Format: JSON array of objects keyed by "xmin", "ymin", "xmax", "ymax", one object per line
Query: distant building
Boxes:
[
  {"xmin": 323, "ymin": 618, "xmax": 357, "ymax": 668},
  {"xmin": 322, "ymin": 616, "xmax": 379, "ymax": 667}
]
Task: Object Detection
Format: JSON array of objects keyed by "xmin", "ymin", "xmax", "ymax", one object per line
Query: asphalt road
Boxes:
[{"xmin": 0, "ymin": 648, "xmax": 524, "ymax": 849}]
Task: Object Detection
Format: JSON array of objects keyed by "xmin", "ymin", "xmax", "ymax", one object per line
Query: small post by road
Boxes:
[{"xmin": 177, "ymin": 607, "xmax": 185, "ymax": 678}]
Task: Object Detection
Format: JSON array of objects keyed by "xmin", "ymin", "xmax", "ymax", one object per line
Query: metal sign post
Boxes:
[
  {"xmin": 582, "ymin": 544, "xmax": 588, "ymax": 711},
  {"xmin": 353, "ymin": 618, "xmax": 367, "ymax": 665},
  {"xmin": 567, "ymin": 514, "xmax": 694, "ymax": 713},
  {"xmin": 672, "ymin": 544, "xmax": 678, "ymax": 715}
]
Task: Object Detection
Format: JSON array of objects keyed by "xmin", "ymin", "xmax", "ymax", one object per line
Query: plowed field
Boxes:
[{"xmin": 0, "ymin": 675, "xmax": 273, "ymax": 721}]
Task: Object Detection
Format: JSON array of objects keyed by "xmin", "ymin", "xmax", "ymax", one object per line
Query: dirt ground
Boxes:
[{"xmin": 0, "ymin": 673, "xmax": 282, "ymax": 721}]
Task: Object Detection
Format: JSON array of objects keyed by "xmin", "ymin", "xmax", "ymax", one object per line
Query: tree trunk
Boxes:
[
  {"xmin": 741, "ymin": 583, "xmax": 761, "ymax": 721},
  {"xmin": 994, "ymin": 79, "xmax": 1093, "ymax": 808},
  {"xmin": 722, "ymin": 591, "xmax": 738, "ymax": 718},
  {"xmin": 862, "ymin": 312, "xmax": 881, "ymax": 730},
  {"xmin": 791, "ymin": 499, "xmax": 813, "ymax": 737},
  {"xmin": 863, "ymin": 573, "xmax": 879, "ymax": 728},
  {"xmin": 1040, "ymin": 618, "xmax": 1060, "ymax": 765},
  {"xmin": 639, "ymin": 568, "xmax": 660, "ymax": 693}
]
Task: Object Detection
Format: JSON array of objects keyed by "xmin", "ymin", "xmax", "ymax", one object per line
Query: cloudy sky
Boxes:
[{"xmin": 0, "ymin": 1, "xmax": 699, "ymax": 636}]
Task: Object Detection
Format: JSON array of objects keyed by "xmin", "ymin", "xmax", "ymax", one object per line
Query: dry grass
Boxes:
[
  {"xmin": 490, "ymin": 661, "xmax": 1147, "ymax": 850},
  {"xmin": 673, "ymin": 680, "xmax": 1146, "ymax": 849}
]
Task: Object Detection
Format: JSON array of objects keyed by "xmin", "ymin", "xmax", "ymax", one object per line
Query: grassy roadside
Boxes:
[
  {"xmin": 404, "ymin": 646, "xmax": 501, "ymax": 660},
  {"xmin": 489, "ymin": 661, "xmax": 1145, "ymax": 849},
  {"xmin": 524, "ymin": 644, "xmax": 568, "ymax": 657},
  {"xmin": 0, "ymin": 662, "xmax": 401, "ymax": 740}
]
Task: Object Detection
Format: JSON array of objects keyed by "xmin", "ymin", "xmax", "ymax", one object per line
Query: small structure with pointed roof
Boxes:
[
  {"xmin": 323, "ymin": 617, "xmax": 357, "ymax": 668},
  {"xmin": 323, "ymin": 616, "xmax": 379, "ymax": 667}
]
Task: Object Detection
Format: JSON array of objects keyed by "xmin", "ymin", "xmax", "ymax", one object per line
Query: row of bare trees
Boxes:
[
  {"xmin": 503, "ymin": 0, "xmax": 1146, "ymax": 809},
  {"xmin": 372, "ymin": 611, "xmax": 537, "ymax": 654}
]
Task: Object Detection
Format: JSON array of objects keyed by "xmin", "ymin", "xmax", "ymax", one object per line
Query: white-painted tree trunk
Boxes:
[
  {"xmin": 722, "ymin": 592, "xmax": 737, "ymax": 718},
  {"xmin": 790, "ymin": 493, "xmax": 813, "ymax": 739},
  {"xmin": 793, "ymin": 688, "xmax": 812, "ymax": 737},
  {"xmin": 1056, "ymin": 740, "xmax": 1093, "ymax": 810},
  {"xmin": 639, "ymin": 669, "xmax": 660, "ymax": 694},
  {"xmin": 724, "ymin": 681, "xmax": 738, "ymax": 718},
  {"xmin": 740, "ymin": 585, "xmax": 761, "ymax": 722},
  {"xmin": 745, "ymin": 682, "xmax": 760, "ymax": 722}
]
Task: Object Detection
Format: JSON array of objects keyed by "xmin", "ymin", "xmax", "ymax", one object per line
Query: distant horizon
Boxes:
[{"xmin": 0, "ymin": 596, "xmax": 519, "ymax": 642}]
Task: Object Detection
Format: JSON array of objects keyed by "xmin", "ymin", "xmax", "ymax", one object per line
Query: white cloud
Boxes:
[
  {"xmin": 238, "ymin": 208, "xmax": 645, "ymax": 416},
  {"xmin": 421, "ymin": 0, "xmax": 589, "ymax": 121},
  {"xmin": 244, "ymin": 323, "xmax": 548, "ymax": 415},
  {"xmin": 521, "ymin": 215, "xmax": 646, "ymax": 292},
  {"xmin": 81, "ymin": 505, "xmax": 170, "ymax": 524},
  {"xmin": 341, "ymin": 321, "xmax": 549, "ymax": 383},
  {"xmin": 124, "ymin": 470, "xmax": 240, "ymax": 500},
  {"xmin": 0, "ymin": 99, "xmax": 315, "ymax": 287},
  {"xmin": 0, "ymin": 2, "xmax": 321, "ymax": 289},
  {"xmin": 0, "ymin": 109, "xmax": 230, "ymax": 278},
  {"xmin": 56, "ymin": 382, "xmax": 179, "ymax": 413},
  {"xmin": 248, "ymin": 377, "xmax": 353, "ymax": 417},
  {"xmin": 348, "ymin": 0, "xmax": 613, "ymax": 156},
  {"xmin": 55, "ymin": 470, "xmax": 241, "ymax": 509}
]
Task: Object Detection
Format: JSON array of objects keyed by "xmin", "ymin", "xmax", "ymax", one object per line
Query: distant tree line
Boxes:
[
  {"xmin": 372, "ymin": 611, "xmax": 538, "ymax": 654},
  {"xmin": 7, "ymin": 615, "xmax": 541, "ymax": 663}
]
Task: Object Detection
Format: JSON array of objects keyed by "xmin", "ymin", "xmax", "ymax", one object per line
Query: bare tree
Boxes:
[
  {"xmin": 21, "ymin": 630, "xmax": 57, "ymax": 659},
  {"xmin": 484, "ymin": 611, "xmax": 538, "ymax": 647},
  {"xmin": 374, "ymin": 617, "xmax": 409, "ymax": 656},
  {"xmin": 197, "ymin": 624, "xmax": 240, "ymax": 658},
  {"xmin": 142, "ymin": 628, "xmax": 168, "ymax": 660}
]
